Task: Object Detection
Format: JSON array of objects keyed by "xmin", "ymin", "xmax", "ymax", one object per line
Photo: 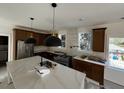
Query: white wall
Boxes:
[
  {"xmin": 51, "ymin": 27, "xmax": 106, "ymax": 58},
  {"xmin": 51, "ymin": 21, "xmax": 124, "ymax": 86},
  {"xmin": 0, "ymin": 18, "xmax": 14, "ymax": 61}
]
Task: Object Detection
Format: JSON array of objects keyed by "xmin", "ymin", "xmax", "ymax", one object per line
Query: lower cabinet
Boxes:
[
  {"xmin": 72, "ymin": 59, "xmax": 104, "ymax": 85},
  {"xmin": 91, "ymin": 64, "xmax": 104, "ymax": 85}
]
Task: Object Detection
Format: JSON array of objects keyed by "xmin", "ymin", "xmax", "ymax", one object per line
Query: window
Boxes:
[
  {"xmin": 78, "ymin": 32, "xmax": 91, "ymax": 51},
  {"xmin": 109, "ymin": 38, "xmax": 124, "ymax": 69},
  {"xmin": 58, "ymin": 34, "xmax": 66, "ymax": 48}
]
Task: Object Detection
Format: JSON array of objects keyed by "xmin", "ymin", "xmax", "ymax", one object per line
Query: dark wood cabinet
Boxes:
[
  {"xmin": 72, "ymin": 59, "xmax": 92, "ymax": 77},
  {"xmin": 15, "ymin": 29, "xmax": 28, "ymax": 41},
  {"xmin": 72, "ymin": 59, "xmax": 104, "ymax": 85},
  {"xmin": 34, "ymin": 33, "xmax": 51, "ymax": 46},
  {"xmin": 14, "ymin": 28, "xmax": 51, "ymax": 46},
  {"xmin": 33, "ymin": 33, "xmax": 44, "ymax": 46},
  {"xmin": 92, "ymin": 28, "xmax": 106, "ymax": 52},
  {"xmin": 91, "ymin": 64, "xmax": 104, "ymax": 85},
  {"xmin": 38, "ymin": 34, "xmax": 51, "ymax": 46},
  {"xmin": 14, "ymin": 29, "xmax": 34, "ymax": 41},
  {"xmin": 13, "ymin": 28, "xmax": 51, "ymax": 59}
]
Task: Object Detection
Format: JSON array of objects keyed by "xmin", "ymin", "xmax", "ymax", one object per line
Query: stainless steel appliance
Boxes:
[{"xmin": 17, "ymin": 40, "xmax": 34, "ymax": 59}]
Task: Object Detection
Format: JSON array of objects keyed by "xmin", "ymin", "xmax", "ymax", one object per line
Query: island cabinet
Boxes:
[{"xmin": 72, "ymin": 59, "xmax": 104, "ymax": 85}]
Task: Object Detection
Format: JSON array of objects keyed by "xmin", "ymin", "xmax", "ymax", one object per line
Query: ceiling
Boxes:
[{"xmin": 0, "ymin": 3, "xmax": 124, "ymax": 31}]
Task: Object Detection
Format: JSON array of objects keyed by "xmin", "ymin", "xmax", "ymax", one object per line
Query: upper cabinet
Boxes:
[
  {"xmin": 14, "ymin": 29, "xmax": 28, "ymax": 41},
  {"xmin": 13, "ymin": 28, "xmax": 51, "ymax": 46},
  {"xmin": 92, "ymin": 28, "xmax": 106, "ymax": 52},
  {"xmin": 33, "ymin": 33, "xmax": 51, "ymax": 46}
]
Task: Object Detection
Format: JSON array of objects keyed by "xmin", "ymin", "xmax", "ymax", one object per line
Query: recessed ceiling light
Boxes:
[{"xmin": 120, "ymin": 17, "xmax": 124, "ymax": 19}]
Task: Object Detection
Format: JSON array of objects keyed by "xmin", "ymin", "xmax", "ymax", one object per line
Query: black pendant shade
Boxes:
[
  {"xmin": 44, "ymin": 3, "xmax": 62, "ymax": 47},
  {"xmin": 24, "ymin": 17, "xmax": 36, "ymax": 44},
  {"xmin": 44, "ymin": 36, "xmax": 61, "ymax": 46},
  {"xmin": 24, "ymin": 37, "xmax": 36, "ymax": 44}
]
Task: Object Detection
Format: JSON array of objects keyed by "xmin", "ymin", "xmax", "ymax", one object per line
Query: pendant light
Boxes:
[
  {"xmin": 25, "ymin": 17, "xmax": 36, "ymax": 44},
  {"xmin": 44, "ymin": 3, "xmax": 62, "ymax": 47}
]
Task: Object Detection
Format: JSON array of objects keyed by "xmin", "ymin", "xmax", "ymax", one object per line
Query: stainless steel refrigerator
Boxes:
[{"xmin": 17, "ymin": 40, "xmax": 34, "ymax": 59}]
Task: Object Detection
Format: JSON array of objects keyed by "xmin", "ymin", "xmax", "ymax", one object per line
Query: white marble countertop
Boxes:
[
  {"xmin": 34, "ymin": 50, "xmax": 106, "ymax": 66},
  {"xmin": 74, "ymin": 56, "xmax": 106, "ymax": 66},
  {"xmin": 7, "ymin": 56, "xmax": 86, "ymax": 89}
]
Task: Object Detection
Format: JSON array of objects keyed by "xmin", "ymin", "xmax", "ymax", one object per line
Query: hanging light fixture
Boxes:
[
  {"xmin": 25, "ymin": 17, "xmax": 36, "ymax": 44},
  {"xmin": 44, "ymin": 3, "xmax": 62, "ymax": 47}
]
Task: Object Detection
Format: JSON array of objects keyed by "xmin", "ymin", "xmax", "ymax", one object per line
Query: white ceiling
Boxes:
[{"xmin": 0, "ymin": 3, "xmax": 124, "ymax": 30}]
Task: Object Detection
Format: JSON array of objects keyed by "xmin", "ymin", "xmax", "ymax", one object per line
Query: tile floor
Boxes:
[{"xmin": 0, "ymin": 65, "xmax": 124, "ymax": 89}]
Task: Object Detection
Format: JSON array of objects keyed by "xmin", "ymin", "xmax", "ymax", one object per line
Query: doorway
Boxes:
[
  {"xmin": 0, "ymin": 35, "xmax": 9, "ymax": 86},
  {"xmin": 0, "ymin": 36, "xmax": 8, "ymax": 66}
]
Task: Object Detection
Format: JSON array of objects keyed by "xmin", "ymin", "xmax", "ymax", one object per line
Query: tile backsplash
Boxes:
[{"xmin": 34, "ymin": 46, "xmax": 48, "ymax": 53}]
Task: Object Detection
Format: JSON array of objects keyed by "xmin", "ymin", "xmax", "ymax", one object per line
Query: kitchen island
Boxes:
[{"xmin": 7, "ymin": 56, "xmax": 86, "ymax": 89}]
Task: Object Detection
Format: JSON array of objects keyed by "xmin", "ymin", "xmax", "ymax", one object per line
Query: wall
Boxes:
[
  {"xmin": 51, "ymin": 27, "xmax": 106, "ymax": 58},
  {"xmin": 51, "ymin": 21, "xmax": 124, "ymax": 86},
  {"xmin": 0, "ymin": 18, "xmax": 14, "ymax": 61}
]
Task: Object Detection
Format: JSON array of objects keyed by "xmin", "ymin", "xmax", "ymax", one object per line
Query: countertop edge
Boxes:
[{"xmin": 73, "ymin": 56, "xmax": 106, "ymax": 66}]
